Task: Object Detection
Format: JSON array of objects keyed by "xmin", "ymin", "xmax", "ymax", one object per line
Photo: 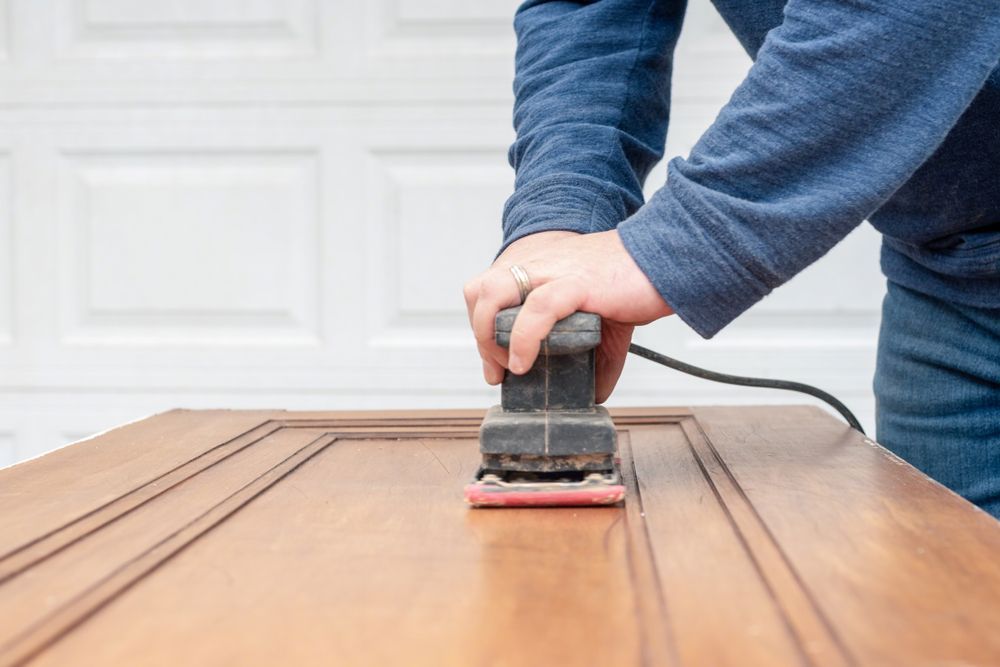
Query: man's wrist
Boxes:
[{"xmin": 501, "ymin": 174, "xmax": 633, "ymax": 253}]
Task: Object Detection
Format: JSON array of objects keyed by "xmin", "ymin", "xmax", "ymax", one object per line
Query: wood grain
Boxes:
[
  {"xmin": 693, "ymin": 405, "xmax": 1000, "ymax": 665},
  {"xmin": 1, "ymin": 407, "xmax": 998, "ymax": 666}
]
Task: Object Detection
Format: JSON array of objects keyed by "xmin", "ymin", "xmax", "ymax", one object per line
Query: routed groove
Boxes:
[
  {"xmin": 617, "ymin": 431, "xmax": 678, "ymax": 667},
  {"xmin": 678, "ymin": 418, "xmax": 854, "ymax": 667},
  {"xmin": 278, "ymin": 418, "xmax": 484, "ymax": 428},
  {"xmin": 0, "ymin": 422, "xmax": 478, "ymax": 587},
  {"xmin": 628, "ymin": 423, "xmax": 810, "ymax": 666},
  {"xmin": 0, "ymin": 433, "xmax": 338, "ymax": 667},
  {"xmin": 0, "ymin": 422, "xmax": 283, "ymax": 584}
]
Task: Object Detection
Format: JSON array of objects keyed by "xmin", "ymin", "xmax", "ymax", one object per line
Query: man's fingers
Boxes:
[
  {"xmin": 471, "ymin": 269, "xmax": 521, "ymax": 345},
  {"xmin": 477, "ymin": 334, "xmax": 509, "ymax": 384},
  {"xmin": 462, "ymin": 278, "xmax": 480, "ymax": 327},
  {"xmin": 508, "ymin": 279, "xmax": 587, "ymax": 374},
  {"xmin": 470, "ymin": 267, "xmax": 521, "ymax": 376},
  {"xmin": 465, "ymin": 273, "xmax": 510, "ymax": 379},
  {"xmin": 481, "ymin": 356, "xmax": 505, "ymax": 385}
]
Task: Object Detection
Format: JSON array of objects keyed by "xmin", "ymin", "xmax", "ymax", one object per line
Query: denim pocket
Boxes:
[{"xmin": 885, "ymin": 224, "xmax": 1000, "ymax": 278}]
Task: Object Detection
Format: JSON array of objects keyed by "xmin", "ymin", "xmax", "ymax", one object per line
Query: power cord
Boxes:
[{"xmin": 628, "ymin": 343, "xmax": 866, "ymax": 434}]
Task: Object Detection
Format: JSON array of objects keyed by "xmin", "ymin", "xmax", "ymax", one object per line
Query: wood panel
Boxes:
[{"xmin": 1, "ymin": 407, "xmax": 998, "ymax": 666}]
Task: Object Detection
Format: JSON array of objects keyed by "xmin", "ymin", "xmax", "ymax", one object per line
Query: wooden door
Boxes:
[{"xmin": 1, "ymin": 407, "xmax": 999, "ymax": 666}]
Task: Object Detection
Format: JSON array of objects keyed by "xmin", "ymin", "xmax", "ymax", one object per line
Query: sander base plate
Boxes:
[{"xmin": 464, "ymin": 464, "xmax": 625, "ymax": 508}]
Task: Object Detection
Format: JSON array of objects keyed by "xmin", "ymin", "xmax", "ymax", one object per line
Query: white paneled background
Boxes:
[{"xmin": 0, "ymin": 0, "xmax": 883, "ymax": 467}]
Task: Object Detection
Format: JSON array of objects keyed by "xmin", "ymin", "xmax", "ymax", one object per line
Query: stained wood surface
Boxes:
[{"xmin": 1, "ymin": 407, "xmax": 999, "ymax": 666}]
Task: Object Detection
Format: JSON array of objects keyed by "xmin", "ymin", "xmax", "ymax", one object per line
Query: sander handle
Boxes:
[{"xmin": 493, "ymin": 307, "xmax": 601, "ymax": 356}]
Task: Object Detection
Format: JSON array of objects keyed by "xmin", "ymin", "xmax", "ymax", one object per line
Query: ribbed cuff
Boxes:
[{"xmin": 500, "ymin": 174, "xmax": 631, "ymax": 255}]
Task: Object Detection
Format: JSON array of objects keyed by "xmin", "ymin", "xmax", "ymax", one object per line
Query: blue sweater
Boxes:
[{"xmin": 502, "ymin": 0, "xmax": 1000, "ymax": 338}]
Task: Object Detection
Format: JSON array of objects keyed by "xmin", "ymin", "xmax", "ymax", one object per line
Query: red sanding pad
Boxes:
[{"xmin": 464, "ymin": 483, "xmax": 625, "ymax": 508}]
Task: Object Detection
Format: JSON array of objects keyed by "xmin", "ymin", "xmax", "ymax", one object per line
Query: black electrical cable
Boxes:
[{"xmin": 628, "ymin": 343, "xmax": 866, "ymax": 434}]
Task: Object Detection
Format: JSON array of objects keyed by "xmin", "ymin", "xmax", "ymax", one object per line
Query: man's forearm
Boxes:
[
  {"xmin": 501, "ymin": 0, "xmax": 685, "ymax": 252},
  {"xmin": 504, "ymin": 0, "xmax": 1000, "ymax": 340},
  {"xmin": 618, "ymin": 0, "xmax": 1000, "ymax": 338}
]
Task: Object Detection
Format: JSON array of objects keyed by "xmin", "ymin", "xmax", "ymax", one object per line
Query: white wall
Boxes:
[{"xmin": 0, "ymin": 0, "xmax": 882, "ymax": 466}]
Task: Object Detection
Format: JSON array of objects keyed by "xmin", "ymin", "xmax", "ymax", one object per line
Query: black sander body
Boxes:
[{"xmin": 464, "ymin": 307, "xmax": 625, "ymax": 507}]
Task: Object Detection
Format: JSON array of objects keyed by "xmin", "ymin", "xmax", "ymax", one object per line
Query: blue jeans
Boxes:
[{"xmin": 875, "ymin": 281, "xmax": 1000, "ymax": 518}]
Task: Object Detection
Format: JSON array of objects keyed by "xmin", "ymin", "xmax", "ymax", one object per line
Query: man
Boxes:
[{"xmin": 463, "ymin": 0, "xmax": 1000, "ymax": 516}]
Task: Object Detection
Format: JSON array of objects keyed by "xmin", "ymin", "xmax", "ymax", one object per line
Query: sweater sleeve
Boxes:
[
  {"xmin": 617, "ymin": 0, "xmax": 1000, "ymax": 337},
  {"xmin": 501, "ymin": 0, "xmax": 686, "ymax": 250}
]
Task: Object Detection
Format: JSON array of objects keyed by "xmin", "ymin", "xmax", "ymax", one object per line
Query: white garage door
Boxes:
[{"xmin": 0, "ymin": 0, "xmax": 883, "ymax": 466}]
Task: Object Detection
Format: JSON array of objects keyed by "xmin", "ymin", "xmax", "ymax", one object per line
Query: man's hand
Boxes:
[{"xmin": 463, "ymin": 230, "xmax": 673, "ymax": 403}]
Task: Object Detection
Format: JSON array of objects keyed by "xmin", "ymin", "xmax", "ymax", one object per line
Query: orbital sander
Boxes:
[
  {"xmin": 464, "ymin": 307, "xmax": 625, "ymax": 507},
  {"xmin": 463, "ymin": 307, "xmax": 867, "ymax": 509}
]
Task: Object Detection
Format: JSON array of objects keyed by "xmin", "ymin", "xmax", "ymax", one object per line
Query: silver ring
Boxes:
[{"xmin": 509, "ymin": 264, "xmax": 533, "ymax": 304}]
